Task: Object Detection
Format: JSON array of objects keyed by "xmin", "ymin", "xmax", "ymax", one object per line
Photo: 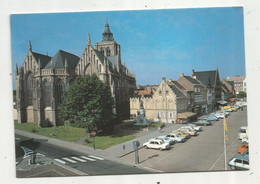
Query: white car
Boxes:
[
  {"xmin": 188, "ymin": 124, "xmax": 202, "ymax": 131},
  {"xmin": 166, "ymin": 133, "xmax": 185, "ymax": 143},
  {"xmin": 242, "ymin": 137, "xmax": 249, "ymax": 144},
  {"xmin": 228, "ymin": 154, "xmax": 249, "ymax": 170},
  {"xmin": 157, "ymin": 136, "xmax": 175, "ymax": 145},
  {"xmin": 143, "ymin": 139, "xmax": 170, "ymax": 150},
  {"xmin": 179, "ymin": 127, "xmax": 197, "ymax": 136}
]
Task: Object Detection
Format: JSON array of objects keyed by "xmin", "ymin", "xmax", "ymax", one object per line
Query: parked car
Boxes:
[
  {"xmin": 156, "ymin": 136, "xmax": 175, "ymax": 145},
  {"xmin": 179, "ymin": 127, "xmax": 197, "ymax": 136},
  {"xmin": 166, "ymin": 133, "xmax": 185, "ymax": 143},
  {"xmin": 143, "ymin": 139, "xmax": 170, "ymax": 150},
  {"xmin": 203, "ymin": 115, "xmax": 219, "ymax": 121},
  {"xmin": 238, "ymin": 144, "xmax": 248, "ymax": 154},
  {"xmin": 224, "ymin": 108, "xmax": 233, "ymax": 112},
  {"xmin": 228, "ymin": 154, "xmax": 249, "ymax": 170},
  {"xmin": 242, "ymin": 137, "xmax": 249, "ymax": 144},
  {"xmin": 188, "ymin": 124, "xmax": 202, "ymax": 131},
  {"xmin": 230, "ymin": 106, "xmax": 238, "ymax": 111},
  {"xmin": 212, "ymin": 113, "xmax": 225, "ymax": 119},
  {"xmin": 194, "ymin": 119, "xmax": 212, "ymax": 126},
  {"xmin": 221, "ymin": 106, "xmax": 231, "ymax": 110},
  {"xmin": 239, "ymin": 126, "xmax": 248, "ymax": 140},
  {"xmin": 172, "ymin": 130, "xmax": 191, "ymax": 139},
  {"xmin": 219, "ymin": 110, "xmax": 229, "ymax": 116}
]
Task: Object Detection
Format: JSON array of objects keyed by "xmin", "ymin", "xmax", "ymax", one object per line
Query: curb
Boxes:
[{"xmin": 15, "ymin": 129, "xmax": 159, "ymax": 173}]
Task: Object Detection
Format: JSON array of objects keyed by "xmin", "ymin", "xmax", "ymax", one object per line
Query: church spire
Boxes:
[
  {"xmin": 102, "ymin": 22, "xmax": 114, "ymax": 42},
  {"xmin": 88, "ymin": 33, "xmax": 91, "ymax": 44},
  {"xmin": 29, "ymin": 40, "xmax": 32, "ymax": 52}
]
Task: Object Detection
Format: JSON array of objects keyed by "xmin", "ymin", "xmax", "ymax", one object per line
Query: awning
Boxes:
[
  {"xmin": 217, "ymin": 100, "xmax": 228, "ymax": 105},
  {"xmin": 230, "ymin": 98, "xmax": 236, "ymax": 101},
  {"xmin": 177, "ymin": 112, "xmax": 197, "ymax": 119}
]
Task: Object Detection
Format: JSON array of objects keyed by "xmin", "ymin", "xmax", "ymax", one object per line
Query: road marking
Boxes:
[
  {"xmin": 80, "ymin": 156, "xmax": 96, "ymax": 161},
  {"xmin": 88, "ymin": 155, "xmax": 104, "ymax": 160},
  {"xmin": 209, "ymin": 137, "xmax": 239, "ymax": 171},
  {"xmin": 62, "ymin": 157, "xmax": 77, "ymax": 163},
  {"xmin": 54, "ymin": 159, "xmax": 67, "ymax": 164},
  {"xmin": 71, "ymin": 156, "xmax": 87, "ymax": 162}
]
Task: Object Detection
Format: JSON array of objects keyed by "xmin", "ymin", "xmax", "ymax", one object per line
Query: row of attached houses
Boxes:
[{"xmin": 130, "ymin": 69, "xmax": 227, "ymax": 124}]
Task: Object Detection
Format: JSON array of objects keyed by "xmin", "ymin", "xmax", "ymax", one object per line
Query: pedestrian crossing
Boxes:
[{"xmin": 54, "ymin": 155, "xmax": 104, "ymax": 165}]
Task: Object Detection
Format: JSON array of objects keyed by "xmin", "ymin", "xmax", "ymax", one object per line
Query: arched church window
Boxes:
[
  {"xmin": 42, "ymin": 79, "xmax": 51, "ymax": 107},
  {"xmin": 55, "ymin": 79, "xmax": 63, "ymax": 104},
  {"xmin": 106, "ymin": 47, "xmax": 111, "ymax": 57},
  {"xmin": 25, "ymin": 72, "xmax": 34, "ymax": 106},
  {"xmin": 99, "ymin": 64, "xmax": 101, "ymax": 72}
]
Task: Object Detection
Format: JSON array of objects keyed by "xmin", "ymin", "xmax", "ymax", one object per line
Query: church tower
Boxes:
[{"xmin": 95, "ymin": 22, "xmax": 121, "ymax": 58}]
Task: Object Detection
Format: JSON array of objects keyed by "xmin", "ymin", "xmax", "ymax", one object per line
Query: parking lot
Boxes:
[{"xmin": 120, "ymin": 107, "xmax": 248, "ymax": 172}]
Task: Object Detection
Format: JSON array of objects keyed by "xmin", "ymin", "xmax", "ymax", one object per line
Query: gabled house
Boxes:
[
  {"xmin": 130, "ymin": 77, "xmax": 195, "ymax": 123},
  {"xmin": 192, "ymin": 69, "xmax": 221, "ymax": 111},
  {"xmin": 221, "ymin": 80, "xmax": 235, "ymax": 100},
  {"xmin": 177, "ymin": 73, "xmax": 207, "ymax": 114}
]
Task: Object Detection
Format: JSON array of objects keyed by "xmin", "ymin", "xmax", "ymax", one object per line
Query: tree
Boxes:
[
  {"xmin": 237, "ymin": 91, "xmax": 247, "ymax": 98},
  {"xmin": 59, "ymin": 74, "xmax": 115, "ymax": 133}
]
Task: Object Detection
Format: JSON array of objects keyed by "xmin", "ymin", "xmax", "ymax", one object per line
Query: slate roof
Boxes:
[
  {"xmin": 225, "ymin": 80, "xmax": 234, "ymax": 87},
  {"xmin": 32, "ymin": 52, "xmax": 52, "ymax": 69},
  {"xmin": 184, "ymin": 76, "xmax": 201, "ymax": 85},
  {"xmin": 169, "ymin": 84, "xmax": 186, "ymax": 97},
  {"xmin": 170, "ymin": 81, "xmax": 186, "ymax": 90},
  {"xmin": 193, "ymin": 70, "xmax": 217, "ymax": 87},
  {"xmin": 93, "ymin": 49, "xmax": 104, "ymax": 64},
  {"xmin": 44, "ymin": 50, "xmax": 79, "ymax": 70}
]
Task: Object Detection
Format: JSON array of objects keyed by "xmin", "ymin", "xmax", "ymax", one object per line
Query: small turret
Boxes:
[
  {"xmin": 29, "ymin": 40, "xmax": 32, "ymax": 52},
  {"xmin": 88, "ymin": 33, "xmax": 91, "ymax": 45},
  {"xmin": 16, "ymin": 64, "xmax": 19, "ymax": 76}
]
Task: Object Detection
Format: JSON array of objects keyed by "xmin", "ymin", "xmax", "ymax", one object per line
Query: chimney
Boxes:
[
  {"xmin": 162, "ymin": 77, "xmax": 166, "ymax": 82},
  {"xmin": 180, "ymin": 73, "xmax": 184, "ymax": 77}
]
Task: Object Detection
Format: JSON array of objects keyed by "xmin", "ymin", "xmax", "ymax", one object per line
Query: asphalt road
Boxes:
[
  {"xmin": 15, "ymin": 134, "xmax": 151, "ymax": 175},
  {"xmin": 121, "ymin": 107, "xmax": 248, "ymax": 172}
]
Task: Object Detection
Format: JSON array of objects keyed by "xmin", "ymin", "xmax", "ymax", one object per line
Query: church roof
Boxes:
[
  {"xmin": 44, "ymin": 50, "xmax": 79, "ymax": 69},
  {"xmin": 32, "ymin": 52, "xmax": 52, "ymax": 69},
  {"xmin": 193, "ymin": 70, "xmax": 218, "ymax": 87}
]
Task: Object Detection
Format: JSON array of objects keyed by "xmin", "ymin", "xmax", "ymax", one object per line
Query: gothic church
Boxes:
[{"xmin": 16, "ymin": 22, "xmax": 136, "ymax": 126}]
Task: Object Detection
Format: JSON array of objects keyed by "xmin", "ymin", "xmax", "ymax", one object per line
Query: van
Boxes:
[{"xmin": 239, "ymin": 126, "xmax": 248, "ymax": 140}]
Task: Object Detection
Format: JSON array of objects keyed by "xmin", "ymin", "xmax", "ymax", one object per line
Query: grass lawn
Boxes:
[
  {"xmin": 15, "ymin": 121, "xmax": 136, "ymax": 149},
  {"xmin": 14, "ymin": 121, "xmax": 87, "ymax": 142},
  {"xmin": 84, "ymin": 134, "xmax": 136, "ymax": 150}
]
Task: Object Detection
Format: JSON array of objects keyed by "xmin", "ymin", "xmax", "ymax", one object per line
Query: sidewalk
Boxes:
[{"xmin": 15, "ymin": 124, "xmax": 176, "ymax": 172}]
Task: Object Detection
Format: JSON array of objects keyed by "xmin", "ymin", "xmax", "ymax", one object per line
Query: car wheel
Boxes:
[
  {"xmin": 144, "ymin": 145, "xmax": 148, "ymax": 149},
  {"xmin": 231, "ymin": 166, "xmax": 236, "ymax": 170},
  {"xmin": 159, "ymin": 148, "xmax": 163, "ymax": 151}
]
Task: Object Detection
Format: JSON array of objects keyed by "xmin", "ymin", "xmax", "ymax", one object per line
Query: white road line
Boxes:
[
  {"xmin": 88, "ymin": 155, "xmax": 104, "ymax": 160},
  {"xmin": 54, "ymin": 159, "xmax": 66, "ymax": 164},
  {"xmin": 80, "ymin": 156, "xmax": 96, "ymax": 161},
  {"xmin": 209, "ymin": 137, "xmax": 239, "ymax": 171},
  {"xmin": 71, "ymin": 157, "xmax": 87, "ymax": 162},
  {"xmin": 62, "ymin": 157, "xmax": 77, "ymax": 163}
]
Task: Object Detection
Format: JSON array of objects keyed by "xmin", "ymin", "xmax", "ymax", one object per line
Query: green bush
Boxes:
[{"xmin": 40, "ymin": 118, "xmax": 53, "ymax": 128}]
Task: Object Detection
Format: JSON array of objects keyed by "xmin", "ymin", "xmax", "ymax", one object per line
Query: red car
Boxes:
[{"xmin": 238, "ymin": 144, "xmax": 248, "ymax": 154}]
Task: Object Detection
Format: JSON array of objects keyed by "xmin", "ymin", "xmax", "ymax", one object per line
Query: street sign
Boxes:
[{"xmin": 91, "ymin": 131, "xmax": 96, "ymax": 137}]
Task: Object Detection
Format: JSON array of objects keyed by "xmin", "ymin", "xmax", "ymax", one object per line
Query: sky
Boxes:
[{"xmin": 11, "ymin": 7, "xmax": 245, "ymax": 88}]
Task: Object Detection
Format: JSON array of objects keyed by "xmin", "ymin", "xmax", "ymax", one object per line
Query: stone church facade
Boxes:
[{"xmin": 16, "ymin": 22, "xmax": 136, "ymax": 126}]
